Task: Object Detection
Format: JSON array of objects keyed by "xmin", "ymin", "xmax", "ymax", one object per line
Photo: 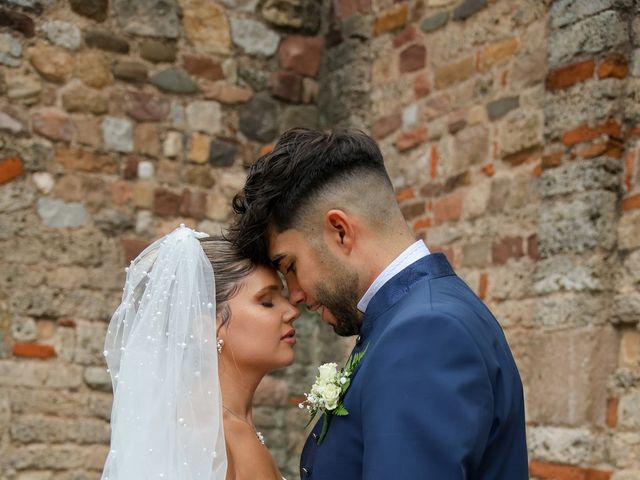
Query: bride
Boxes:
[{"xmin": 101, "ymin": 225, "xmax": 299, "ymax": 480}]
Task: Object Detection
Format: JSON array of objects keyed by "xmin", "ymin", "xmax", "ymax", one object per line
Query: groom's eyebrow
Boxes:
[{"xmin": 271, "ymin": 254, "xmax": 285, "ymax": 270}]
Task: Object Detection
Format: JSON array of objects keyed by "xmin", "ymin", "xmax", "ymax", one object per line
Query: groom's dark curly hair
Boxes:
[{"xmin": 229, "ymin": 128, "xmax": 396, "ymax": 265}]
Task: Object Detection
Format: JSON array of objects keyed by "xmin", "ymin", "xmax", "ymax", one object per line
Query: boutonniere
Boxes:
[{"xmin": 299, "ymin": 346, "xmax": 367, "ymax": 444}]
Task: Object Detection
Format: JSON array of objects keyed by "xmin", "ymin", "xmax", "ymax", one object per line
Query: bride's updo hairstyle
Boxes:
[{"xmin": 198, "ymin": 236, "xmax": 255, "ymax": 327}]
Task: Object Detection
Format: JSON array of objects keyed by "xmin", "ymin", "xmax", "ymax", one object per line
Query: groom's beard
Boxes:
[{"xmin": 315, "ymin": 268, "xmax": 362, "ymax": 337}]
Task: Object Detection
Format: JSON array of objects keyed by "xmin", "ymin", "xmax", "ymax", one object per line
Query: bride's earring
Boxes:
[{"xmin": 216, "ymin": 339, "xmax": 224, "ymax": 354}]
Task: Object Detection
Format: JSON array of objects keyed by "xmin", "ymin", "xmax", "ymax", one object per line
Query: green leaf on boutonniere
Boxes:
[{"xmin": 333, "ymin": 405, "xmax": 349, "ymax": 416}]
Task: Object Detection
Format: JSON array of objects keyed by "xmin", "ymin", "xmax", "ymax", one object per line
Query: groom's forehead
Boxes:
[{"xmin": 267, "ymin": 229, "xmax": 304, "ymax": 264}]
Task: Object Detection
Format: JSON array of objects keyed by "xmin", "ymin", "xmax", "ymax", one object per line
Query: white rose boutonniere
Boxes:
[{"xmin": 299, "ymin": 347, "xmax": 368, "ymax": 444}]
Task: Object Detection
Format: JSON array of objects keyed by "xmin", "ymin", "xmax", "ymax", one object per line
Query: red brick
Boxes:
[
  {"xmin": 606, "ymin": 397, "xmax": 618, "ymax": 428},
  {"xmin": 527, "ymin": 234, "xmax": 539, "ymax": 261},
  {"xmin": 32, "ymin": 108, "xmax": 75, "ymax": 142},
  {"xmin": 561, "ymin": 120, "xmax": 621, "ymax": 146},
  {"xmin": 180, "ymin": 189, "xmax": 207, "ymax": 220},
  {"xmin": 414, "ymin": 73, "xmax": 430, "ymax": 97},
  {"xmin": 399, "ymin": 44, "xmax": 426, "ymax": 73},
  {"xmin": 533, "ymin": 164, "xmax": 543, "ymax": 177},
  {"xmin": 279, "ymin": 36, "xmax": 323, "ymax": 78},
  {"xmin": 575, "ymin": 139, "xmax": 623, "ymax": 159},
  {"xmin": 542, "ymin": 152, "xmax": 563, "ymax": 169},
  {"xmin": 58, "ymin": 318, "xmax": 76, "ymax": 327},
  {"xmin": 622, "ymin": 194, "xmax": 640, "ymax": 211},
  {"xmin": 393, "ymin": 25, "xmax": 416, "ymax": 48},
  {"xmin": 260, "ymin": 144, "xmax": 274, "ymax": 156},
  {"xmin": 396, "ymin": 187, "xmax": 415, "ymax": 202},
  {"xmin": 122, "ymin": 155, "xmax": 139, "ymax": 180},
  {"xmin": 395, "ymin": 126, "xmax": 428, "ymax": 152},
  {"xmin": 288, "ymin": 394, "xmax": 306, "ymax": 406},
  {"xmin": 13, "ymin": 343, "xmax": 56, "ymax": 359},
  {"xmin": 371, "ymin": 113, "xmax": 402, "ymax": 140},
  {"xmin": 597, "ymin": 53, "xmax": 628, "ymax": 80},
  {"xmin": 434, "ymin": 191, "xmax": 463, "ymax": 225},
  {"xmin": 154, "ymin": 188, "xmax": 181, "ymax": 217},
  {"xmin": 374, "ymin": 3, "xmax": 408, "ymax": 35},
  {"xmin": 545, "ymin": 59, "xmax": 595, "ymax": 91},
  {"xmin": 0, "ymin": 156, "xmax": 24, "ymax": 185},
  {"xmin": 183, "ymin": 55, "xmax": 224, "ymax": 82},
  {"xmin": 491, "ymin": 236, "xmax": 524, "ymax": 265},
  {"xmin": 122, "ymin": 237, "xmax": 150, "ymax": 264},
  {"xmin": 529, "ymin": 461, "xmax": 611, "ymax": 480},
  {"xmin": 478, "ymin": 273, "xmax": 488, "ymax": 300},
  {"xmin": 269, "ymin": 71, "xmax": 303, "ymax": 103},
  {"xmin": 482, "ymin": 163, "xmax": 495, "ymax": 177}
]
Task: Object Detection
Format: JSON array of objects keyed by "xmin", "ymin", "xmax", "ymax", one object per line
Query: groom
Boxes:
[{"xmin": 230, "ymin": 129, "xmax": 528, "ymax": 479}]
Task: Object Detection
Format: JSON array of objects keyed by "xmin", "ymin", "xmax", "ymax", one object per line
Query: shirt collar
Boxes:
[{"xmin": 357, "ymin": 240, "xmax": 430, "ymax": 313}]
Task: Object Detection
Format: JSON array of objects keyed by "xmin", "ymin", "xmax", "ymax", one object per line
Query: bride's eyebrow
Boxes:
[{"xmin": 255, "ymin": 285, "xmax": 281, "ymax": 297}]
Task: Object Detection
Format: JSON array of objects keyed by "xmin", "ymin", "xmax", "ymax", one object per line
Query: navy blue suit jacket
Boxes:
[{"xmin": 300, "ymin": 253, "xmax": 528, "ymax": 479}]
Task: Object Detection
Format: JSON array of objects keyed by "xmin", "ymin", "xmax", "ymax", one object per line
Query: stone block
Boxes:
[
  {"xmin": 75, "ymin": 50, "xmax": 112, "ymax": 88},
  {"xmin": 114, "ymin": 0, "xmax": 179, "ymax": 38},
  {"xmin": 538, "ymin": 191, "xmax": 617, "ymax": 257},
  {"xmin": 281, "ymin": 105, "xmax": 318, "ymax": 131},
  {"xmin": 374, "ymin": 3, "xmax": 408, "ymax": 35},
  {"xmin": 61, "ymin": 84, "xmax": 108, "ymax": 114},
  {"xmin": 279, "ymin": 35, "xmax": 323, "ymax": 77},
  {"xmin": 37, "ymin": 198, "xmax": 88, "ymax": 228},
  {"xmin": 527, "ymin": 426, "xmax": 608, "ymax": 464},
  {"xmin": 125, "ymin": 91, "xmax": 170, "ymax": 122},
  {"xmin": 201, "ymin": 81, "xmax": 253, "ymax": 104},
  {"xmin": 28, "ymin": 42, "xmax": 73, "ymax": 83},
  {"xmin": 239, "ymin": 93, "xmax": 280, "ymax": 142},
  {"xmin": 523, "ymin": 326, "xmax": 618, "ymax": 425},
  {"xmin": 487, "ymin": 96, "xmax": 519, "ymax": 120},
  {"xmin": 230, "ymin": 18, "xmax": 280, "ymax": 57},
  {"xmin": 452, "ymin": 0, "xmax": 487, "ymax": 21},
  {"xmin": 499, "ymin": 109, "xmax": 541, "ymax": 160},
  {"xmin": 399, "ymin": 44, "xmax": 426, "ymax": 73},
  {"xmin": 112, "ymin": 60, "xmax": 148, "ymax": 83},
  {"xmin": 150, "ymin": 68, "xmax": 198, "ymax": 94},
  {"xmin": 134, "ymin": 123, "xmax": 161, "ymax": 157},
  {"xmin": 534, "ymin": 252, "xmax": 615, "ymax": 295},
  {"xmin": 612, "ymin": 293, "xmax": 640, "ymax": 325},
  {"xmin": 548, "ymin": 10, "xmax": 628, "ymax": 68},
  {"xmin": 537, "ymin": 157, "xmax": 621, "ymax": 198},
  {"xmin": 74, "ymin": 320, "xmax": 107, "ymax": 366},
  {"xmin": 462, "ymin": 180, "xmax": 490, "ymax": 219},
  {"xmin": 186, "ymin": 100, "xmax": 221, "ymax": 134},
  {"xmin": 420, "ymin": 11, "xmax": 449, "ymax": 33},
  {"xmin": 140, "ymin": 38, "xmax": 177, "ymax": 63},
  {"xmin": 102, "ymin": 116, "xmax": 133, "ymax": 153},
  {"xmin": 452, "ymin": 124, "xmax": 488, "ymax": 170},
  {"xmin": 85, "ymin": 29, "xmax": 130, "ymax": 53},
  {"xmin": 487, "ymin": 259, "xmax": 535, "ymax": 301},
  {"xmin": 434, "ymin": 56, "xmax": 475, "ymax": 89},
  {"xmin": 550, "ymin": 0, "xmax": 628, "ymax": 29},
  {"xmin": 461, "ymin": 239, "xmax": 491, "ymax": 268},
  {"xmin": 619, "ymin": 389, "xmax": 640, "ymax": 428},
  {"xmin": 70, "ymin": 0, "xmax": 108, "ymax": 21},
  {"xmin": 10, "ymin": 415, "xmax": 110, "ymax": 444},
  {"xmin": 262, "ymin": 0, "xmax": 321, "ymax": 33},
  {"xmin": 41, "ymin": 20, "xmax": 81, "ymax": 50},
  {"xmin": 610, "ymin": 433, "xmax": 640, "ymax": 469},
  {"xmin": 183, "ymin": 55, "xmax": 224, "ymax": 81}
]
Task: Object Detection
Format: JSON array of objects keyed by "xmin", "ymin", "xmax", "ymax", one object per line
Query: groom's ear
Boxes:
[{"xmin": 323, "ymin": 209, "xmax": 355, "ymax": 256}]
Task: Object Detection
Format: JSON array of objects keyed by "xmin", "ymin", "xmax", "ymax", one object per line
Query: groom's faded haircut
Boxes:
[{"xmin": 230, "ymin": 128, "xmax": 396, "ymax": 265}]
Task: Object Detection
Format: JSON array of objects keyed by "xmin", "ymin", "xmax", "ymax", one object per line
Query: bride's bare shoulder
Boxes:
[{"xmin": 224, "ymin": 421, "xmax": 281, "ymax": 480}]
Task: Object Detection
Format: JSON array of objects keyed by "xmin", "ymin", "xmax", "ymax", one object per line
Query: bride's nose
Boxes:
[{"xmin": 283, "ymin": 303, "xmax": 300, "ymax": 324}]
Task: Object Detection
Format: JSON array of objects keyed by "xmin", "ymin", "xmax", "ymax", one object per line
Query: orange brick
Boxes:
[
  {"xmin": 58, "ymin": 318, "xmax": 76, "ymax": 327},
  {"xmin": 430, "ymin": 144, "xmax": 438, "ymax": 178},
  {"xmin": 561, "ymin": 120, "xmax": 621, "ymax": 146},
  {"xmin": 576, "ymin": 139, "xmax": 623, "ymax": 159},
  {"xmin": 481, "ymin": 37, "xmax": 519, "ymax": 70},
  {"xmin": 478, "ymin": 273, "xmax": 488, "ymax": 300},
  {"xmin": 396, "ymin": 187, "xmax": 415, "ymax": 202},
  {"xmin": 606, "ymin": 397, "xmax": 618, "ymax": 428},
  {"xmin": 13, "ymin": 343, "xmax": 56, "ymax": 359},
  {"xmin": 529, "ymin": 461, "xmax": 612, "ymax": 480},
  {"xmin": 374, "ymin": 3, "xmax": 408, "ymax": 35},
  {"xmin": 545, "ymin": 59, "xmax": 595, "ymax": 91},
  {"xmin": 533, "ymin": 164, "xmax": 543, "ymax": 177},
  {"xmin": 288, "ymin": 395, "xmax": 306, "ymax": 406},
  {"xmin": 395, "ymin": 126, "xmax": 428, "ymax": 152},
  {"xmin": 622, "ymin": 194, "xmax": 640, "ymax": 211},
  {"xmin": 482, "ymin": 163, "xmax": 495, "ymax": 177},
  {"xmin": 0, "ymin": 156, "xmax": 24, "ymax": 185},
  {"xmin": 412, "ymin": 217, "xmax": 432, "ymax": 231},
  {"xmin": 597, "ymin": 54, "xmax": 628, "ymax": 80},
  {"xmin": 259, "ymin": 144, "xmax": 274, "ymax": 156}
]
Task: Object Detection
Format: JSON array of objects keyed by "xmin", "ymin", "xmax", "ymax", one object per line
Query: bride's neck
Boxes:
[{"xmin": 218, "ymin": 359, "xmax": 264, "ymax": 418}]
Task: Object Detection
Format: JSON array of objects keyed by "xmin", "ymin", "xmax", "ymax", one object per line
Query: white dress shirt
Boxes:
[{"xmin": 357, "ymin": 240, "xmax": 430, "ymax": 313}]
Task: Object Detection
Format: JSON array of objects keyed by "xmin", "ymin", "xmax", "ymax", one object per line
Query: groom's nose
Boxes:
[{"xmin": 286, "ymin": 276, "xmax": 306, "ymax": 306}]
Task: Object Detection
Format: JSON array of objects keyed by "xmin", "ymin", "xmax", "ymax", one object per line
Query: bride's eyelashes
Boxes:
[{"xmin": 286, "ymin": 262, "xmax": 296, "ymax": 274}]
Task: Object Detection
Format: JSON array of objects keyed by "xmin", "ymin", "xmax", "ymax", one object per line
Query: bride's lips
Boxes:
[{"xmin": 281, "ymin": 328, "xmax": 296, "ymax": 345}]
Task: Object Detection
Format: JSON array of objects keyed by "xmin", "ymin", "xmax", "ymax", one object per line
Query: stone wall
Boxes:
[{"xmin": 0, "ymin": 0, "xmax": 639, "ymax": 479}]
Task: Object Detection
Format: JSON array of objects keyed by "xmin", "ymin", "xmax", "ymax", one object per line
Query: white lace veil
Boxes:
[{"xmin": 102, "ymin": 225, "xmax": 227, "ymax": 480}]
